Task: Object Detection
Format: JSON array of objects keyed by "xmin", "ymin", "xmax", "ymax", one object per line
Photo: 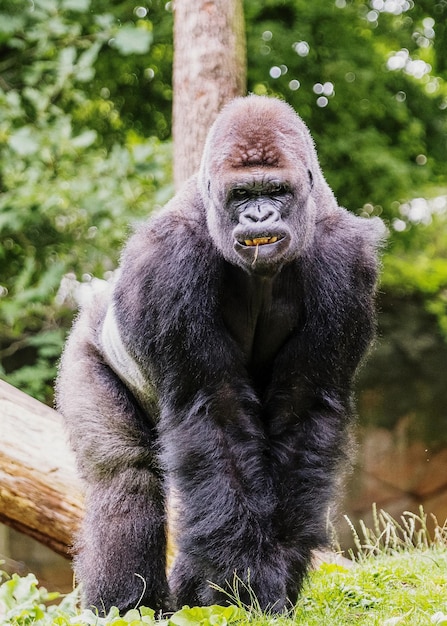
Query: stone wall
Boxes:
[
  {"xmin": 337, "ymin": 292, "xmax": 447, "ymax": 548},
  {"xmin": 340, "ymin": 417, "xmax": 447, "ymax": 547}
]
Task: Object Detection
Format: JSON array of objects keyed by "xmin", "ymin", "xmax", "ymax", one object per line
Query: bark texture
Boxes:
[
  {"xmin": 172, "ymin": 0, "xmax": 246, "ymax": 189},
  {"xmin": 0, "ymin": 379, "xmax": 84, "ymax": 557}
]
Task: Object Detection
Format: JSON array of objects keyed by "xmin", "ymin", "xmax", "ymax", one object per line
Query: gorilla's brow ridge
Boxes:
[{"xmin": 230, "ymin": 140, "xmax": 281, "ymax": 168}]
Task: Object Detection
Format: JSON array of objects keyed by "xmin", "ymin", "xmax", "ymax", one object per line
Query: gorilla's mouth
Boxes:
[
  {"xmin": 233, "ymin": 231, "xmax": 290, "ymax": 271},
  {"xmin": 241, "ymin": 236, "xmax": 281, "ymax": 247}
]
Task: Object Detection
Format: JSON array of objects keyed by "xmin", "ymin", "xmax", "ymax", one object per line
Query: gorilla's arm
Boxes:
[
  {"xmin": 264, "ymin": 210, "xmax": 383, "ymax": 601},
  {"xmin": 160, "ymin": 384, "xmax": 284, "ymax": 608},
  {"xmin": 56, "ymin": 302, "xmax": 169, "ymax": 613}
]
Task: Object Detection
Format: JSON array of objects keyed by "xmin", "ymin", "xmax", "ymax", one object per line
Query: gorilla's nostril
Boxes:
[
  {"xmin": 260, "ymin": 210, "xmax": 276, "ymax": 222},
  {"xmin": 241, "ymin": 206, "xmax": 279, "ymax": 224}
]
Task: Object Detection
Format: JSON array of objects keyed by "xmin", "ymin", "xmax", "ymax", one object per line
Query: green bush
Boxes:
[{"xmin": 0, "ymin": 0, "xmax": 172, "ymax": 402}]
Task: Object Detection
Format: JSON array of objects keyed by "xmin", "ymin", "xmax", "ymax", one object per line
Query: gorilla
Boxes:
[{"xmin": 56, "ymin": 95, "xmax": 384, "ymax": 614}]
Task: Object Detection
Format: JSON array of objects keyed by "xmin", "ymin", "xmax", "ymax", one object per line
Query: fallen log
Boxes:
[{"xmin": 0, "ymin": 379, "xmax": 84, "ymax": 557}]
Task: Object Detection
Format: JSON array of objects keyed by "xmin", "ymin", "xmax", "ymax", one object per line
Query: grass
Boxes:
[
  {"xmin": 1, "ymin": 508, "xmax": 447, "ymax": 625},
  {"xmin": 293, "ymin": 547, "xmax": 447, "ymax": 625}
]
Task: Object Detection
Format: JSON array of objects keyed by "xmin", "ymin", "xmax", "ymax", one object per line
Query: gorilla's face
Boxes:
[
  {"xmin": 225, "ymin": 168, "xmax": 314, "ymax": 273},
  {"xmin": 199, "ymin": 96, "xmax": 329, "ymax": 275}
]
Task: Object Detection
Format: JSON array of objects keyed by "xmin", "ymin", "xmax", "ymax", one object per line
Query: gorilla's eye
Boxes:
[
  {"xmin": 231, "ymin": 188, "xmax": 251, "ymax": 202},
  {"xmin": 270, "ymin": 183, "xmax": 288, "ymax": 195}
]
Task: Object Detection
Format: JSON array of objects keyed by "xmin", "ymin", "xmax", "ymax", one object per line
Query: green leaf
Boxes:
[
  {"xmin": 170, "ymin": 605, "xmax": 245, "ymax": 626},
  {"xmin": 58, "ymin": 45, "xmax": 77, "ymax": 83},
  {"xmin": 140, "ymin": 606, "xmax": 156, "ymax": 619},
  {"xmin": 113, "ymin": 24, "xmax": 152, "ymax": 56},
  {"xmin": 62, "ymin": 0, "xmax": 90, "ymax": 11},
  {"xmin": 0, "ymin": 13, "xmax": 25, "ymax": 35},
  {"xmin": 76, "ymin": 41, "xmax": 102, "ymax": 82},
  {"xmin": 8, "ymin": 127, "xmax": 39, "ymax": 156},
  {"xmin": 72, "ymin": 129, "xmax": 97, "ymax": 148}
]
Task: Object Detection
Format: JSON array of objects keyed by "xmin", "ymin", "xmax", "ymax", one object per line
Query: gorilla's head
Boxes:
[{"xmin": 199, "ymin": 95, "xmax": 337, "ymax": 275}]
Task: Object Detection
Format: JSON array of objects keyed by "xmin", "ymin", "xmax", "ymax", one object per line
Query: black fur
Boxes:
[{"xmin": 56, "ymin": 96, "xmax": 384, "ymax": 613}]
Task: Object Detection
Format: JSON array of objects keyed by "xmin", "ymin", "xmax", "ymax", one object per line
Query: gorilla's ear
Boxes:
[{"xmin": 308, "ymin": 170, "xmax": 314, "ymax": 190}]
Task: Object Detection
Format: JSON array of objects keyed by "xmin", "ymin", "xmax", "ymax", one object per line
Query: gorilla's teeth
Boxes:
[{"xmin": 244, "ymin": 236, "xmax": 279, "ymax": 246}]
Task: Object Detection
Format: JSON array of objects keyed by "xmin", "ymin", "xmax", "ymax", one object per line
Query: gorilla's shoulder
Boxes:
[
  {"xmin": 119, "ymin": 176, "xmax": 217, "ymax": 286},
  {"xmin": 143, "ymin": 176, "xmax": 206, "ymax": 237},
  {"xmin": 314, "ymin": 208, "xmax": 386, "ymax": 258}
]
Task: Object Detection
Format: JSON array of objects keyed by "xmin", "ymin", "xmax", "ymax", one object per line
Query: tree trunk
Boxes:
[
  {"xmin": 172, "ymin": 0, "xmax": 246, "ymax": 189},
  {"xmin": 0, "ymin": 380, "xmax": 84, "ymax": 558}
]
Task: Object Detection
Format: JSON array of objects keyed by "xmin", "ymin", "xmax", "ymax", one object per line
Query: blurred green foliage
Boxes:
[
  {"xmin": 0, "ymin": 0, "xmax": 446, "ymax": 408},
  {"xmin": 246, "ymin": 1, "xmax": 445, "ymax": 211},
  {"xmin": 0, "ymin": 0, "xmax": 172, "ymax": 400}
]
